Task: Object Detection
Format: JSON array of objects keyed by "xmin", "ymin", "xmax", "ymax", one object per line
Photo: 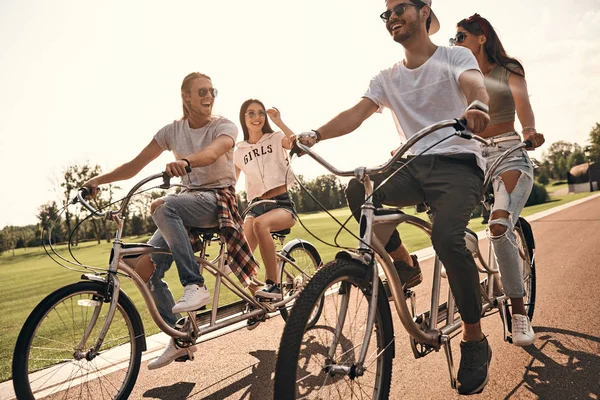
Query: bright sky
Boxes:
[{"xmin": 1, "ymin": 0, "xmax": 599, "ymax": 228}]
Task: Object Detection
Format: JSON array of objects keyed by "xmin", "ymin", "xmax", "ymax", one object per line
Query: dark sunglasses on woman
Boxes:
[{"xmin": 449, "ymin": 31, "xmax": 467, "ymax": 46}]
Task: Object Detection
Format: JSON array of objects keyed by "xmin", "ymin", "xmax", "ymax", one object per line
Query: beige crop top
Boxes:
[{"xmin": 484, "ymin": 63, "xmax": 521, "ymax": 125}]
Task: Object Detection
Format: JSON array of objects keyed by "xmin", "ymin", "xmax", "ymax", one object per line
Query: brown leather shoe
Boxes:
[{"xmin": 393, "ymin": 254, "xmax": 423, "ymax": 289}]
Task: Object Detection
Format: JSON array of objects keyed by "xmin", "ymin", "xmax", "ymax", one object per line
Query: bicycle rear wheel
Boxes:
[
  {"xmin": 279, "ymin": 241, "xmax": 324, "ymax": 328},
  {"xmin": 12, "ymin": 281, "xmax": 144, "ymax": 400},
  {"xmin": 275, "ymin": 259, "xmax": 394, "ymax": 399}
]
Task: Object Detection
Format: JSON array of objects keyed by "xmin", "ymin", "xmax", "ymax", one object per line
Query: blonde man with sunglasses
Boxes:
[{"xmin": 85, "ymin": 72, "xmax": 258, "ymax": 370}]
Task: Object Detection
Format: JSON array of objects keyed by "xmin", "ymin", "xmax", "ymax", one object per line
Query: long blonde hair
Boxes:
[{"xmin": 181, "ymin": 72, "xmax": 211, "ymax": 120}]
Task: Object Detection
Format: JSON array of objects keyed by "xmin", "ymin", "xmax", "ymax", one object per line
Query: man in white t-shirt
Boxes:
[{"xmin": 295, "ymin": 0, "xmax": 492, "ymax": 395}]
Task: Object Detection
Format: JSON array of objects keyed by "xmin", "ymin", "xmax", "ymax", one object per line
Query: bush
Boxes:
[
  {"xmin": 537, "ymin": 172, "xmax": 550, "ymax": 186},
  {"xmin": 526, "ymin": 182, "xmax": 550, "ymax": 206}
]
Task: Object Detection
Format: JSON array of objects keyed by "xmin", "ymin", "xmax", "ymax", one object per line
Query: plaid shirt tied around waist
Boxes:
[{"xmin": 214, "ymin": 186, "xmax": 259, "ymax": 286}]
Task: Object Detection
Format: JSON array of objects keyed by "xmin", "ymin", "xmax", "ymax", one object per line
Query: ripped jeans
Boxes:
[
  {"xmin": 148, "ymin": 190, "xmax": 219, "ymax": 326},
  {"xmin": 483, "ymin": 133, "xmax": 533, "ymax": 298}
]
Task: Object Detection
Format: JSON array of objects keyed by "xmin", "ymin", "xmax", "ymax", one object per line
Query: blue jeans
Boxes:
[
  {"xmin": 483, "ymin": 133, "xmax": 534, "ymax": 298},
  {"xmin": 147, "ymin": 190, "xmax": 219, "ymax": 327}
]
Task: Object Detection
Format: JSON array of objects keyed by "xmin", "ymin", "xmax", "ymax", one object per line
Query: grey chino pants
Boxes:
[{"xmin": 345, "ymin": 153, "xmax": 484, "ymax": 324}]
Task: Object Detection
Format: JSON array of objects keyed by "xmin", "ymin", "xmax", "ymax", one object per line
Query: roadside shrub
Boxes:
[
  {"xmin": 526, "ymin": 182, "xmax": 550, "ymax": 206},
  {"xmin": 537, "ymin": 172, "xmax": 550, "ymax": 185}
]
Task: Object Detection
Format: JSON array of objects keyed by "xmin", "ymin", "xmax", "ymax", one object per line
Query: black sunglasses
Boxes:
[
  {"xmin": 380, "ymin": 3, "xmax": 418, "ymax": 23},
  {"xmin": 449, "ymin": 31, "xmax": 467, "ymax": 46},
  {"xmin": 198, "ymin": 87, "xmax": 218, "ymax": 98}
]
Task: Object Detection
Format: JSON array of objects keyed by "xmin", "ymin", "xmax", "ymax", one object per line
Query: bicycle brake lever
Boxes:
[
  {"xmin": 160, "ymin": 171, "xmax": 172, "ymax": 189},
  {"xmin": 290, "ymin": 143, "xmax": 304, "ymax": 158}
]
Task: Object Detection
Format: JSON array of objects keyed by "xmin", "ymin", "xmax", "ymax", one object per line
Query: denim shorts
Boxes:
[
  {"xmin": 246, "ymin": 192, "xmax": 297, "ymax": 220},
  {"xmin": 481, "ymin": 132, "xmax": 533, "ymax": 179}
]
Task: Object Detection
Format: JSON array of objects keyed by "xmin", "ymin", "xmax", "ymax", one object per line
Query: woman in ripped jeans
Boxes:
[{"xmin": 454, "ymin": 14, "xmax": 545, "ymax": 346}]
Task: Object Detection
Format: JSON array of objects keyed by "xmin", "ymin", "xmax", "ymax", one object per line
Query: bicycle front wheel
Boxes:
[
  {"xmin": 275, "ymin": 259, "xmax": 394, "ymax": 399},
  {"xmin": 12, "ymin": 281, "xmax": 144, "ymax": 400},
  {"xmin": 279, "ymin": 240, "xmax": 323, "ymax": 328}
]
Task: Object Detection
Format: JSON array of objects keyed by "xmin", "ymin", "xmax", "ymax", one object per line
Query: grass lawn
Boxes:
[
  {"xmin": 543, "ymin": 180, "xmax": 569, "ymax": 195},
  {"xmin": 0, "ymin": 191, "xmax": 596, "ymax": 382}
]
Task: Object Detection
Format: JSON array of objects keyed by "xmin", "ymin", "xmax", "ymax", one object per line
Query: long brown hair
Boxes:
[
  {"xmin": 239, "ymin": 99, "xmax": 274, "ymax": 141},
  {"xmin": 457, "ymin": 14, "xmax": 524, "ymax": 77},
  {"xmin": 180, "ymin": 72, "xmax": 211, "ymax": 120}
]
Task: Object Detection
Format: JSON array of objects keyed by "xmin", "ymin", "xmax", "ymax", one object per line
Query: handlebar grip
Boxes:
[
  {"xmin": 185, "ymin": 165, "xmax": 192, "ymax": 173},
  {"xmin": 453, "ymin": 118, "xmax": 467, "ymax": 131},
  {"xmin": 73, "ymin": 187, "xmax": 92, "ymax": 204},
  {"xmin": 290, "ymin": 143, "xmax": 303, "ymax": 158},
  {"xmin": 523, "ymin": 140, "xmax": 533, "ymax": 148}
]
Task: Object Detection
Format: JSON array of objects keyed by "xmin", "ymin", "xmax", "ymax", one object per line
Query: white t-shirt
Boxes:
[
  {"xmin": 153, "ymin": 116, "xmax": 238, "ymax": 188},
  {"xmin": 364, "ymin": 46, "xmax": 485, "ymax": 171},
  {"xmin": 234, "ymin": 131, "xmax": 295, "ymax": 201}
]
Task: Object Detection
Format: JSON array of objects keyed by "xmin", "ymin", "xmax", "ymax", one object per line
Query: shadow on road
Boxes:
[
  {"xmin": 142, "ymin": 349, "xmax": 276, "ymax": 399},
  {"xmin": 504, "ymin": 326, "xmax": 600, "ymax": 399},
  {"xmin": 143, "ymin": 381, "xmax": 195, "ymax": 399}
]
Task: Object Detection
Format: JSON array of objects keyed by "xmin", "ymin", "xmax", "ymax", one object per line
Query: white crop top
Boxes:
[{"xmin": 234, "ymin": 131, "xmax": 295, "ymax": 201}]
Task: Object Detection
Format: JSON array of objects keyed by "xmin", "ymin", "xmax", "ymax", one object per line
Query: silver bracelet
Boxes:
[{"xmin": 522, "ymin": 126, "xmax": 536, "ymax": 133}]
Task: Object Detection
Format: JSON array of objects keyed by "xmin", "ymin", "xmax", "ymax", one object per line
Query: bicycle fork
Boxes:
[
  {"xmin": 74, "ymin": 274, "xmax": 121, "ymax": 361},
  {"xmin": 324, "ymin": 262, "xmax": 382, "ymax": 379}
]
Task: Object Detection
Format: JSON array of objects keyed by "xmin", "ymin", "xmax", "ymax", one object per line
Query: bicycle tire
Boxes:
[
  {"xmin": 12, "ymin": 281, "xmax": 145, "ymax": 400},
  {"xmin": 274, "ymin": 259, "xmax": 394, "ymax": 399},
  {"xmin": 279, "ymin": 241, "xmax": 324, "ymax": 329},
  {"xmin": 502, "ymin": 218, "xmax": 536, "ymax": 331}
]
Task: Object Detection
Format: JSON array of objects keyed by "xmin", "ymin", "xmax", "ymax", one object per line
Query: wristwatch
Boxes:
[{"xmin": 466, "ymin": 100, "xmax": 489, "ymax": 114}]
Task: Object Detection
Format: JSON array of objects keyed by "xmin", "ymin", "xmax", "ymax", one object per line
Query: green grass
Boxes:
[
  {"xmin": 543, "ymin": 180, "xmax": 569, "ymax": 194},
  {"xmin": 0, "ymin": 191, "xmax": 596, "ymax": 382}
]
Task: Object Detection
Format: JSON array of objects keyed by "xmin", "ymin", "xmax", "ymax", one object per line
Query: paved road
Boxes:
[{"xmin": 6, "ymin": 195, "xmax": 600, "ymax": 399}]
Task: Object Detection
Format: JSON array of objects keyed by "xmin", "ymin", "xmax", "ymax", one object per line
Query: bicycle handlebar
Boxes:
[
  {"xmin": 291, "ymin": 118, "xmax": 467, "ymax": 177},
  {"xmin": 75, "ymin": 165, "xmax": 192, "ymax": 217},
  {"xmin": 291, "ymin": 119, "xmax": 534, "ymax": 181}
]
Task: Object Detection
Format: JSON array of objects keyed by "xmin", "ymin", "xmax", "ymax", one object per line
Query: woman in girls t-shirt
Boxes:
[{"xmin": 234, "ymin": 99, "xmax": 297, "ymax": 302}]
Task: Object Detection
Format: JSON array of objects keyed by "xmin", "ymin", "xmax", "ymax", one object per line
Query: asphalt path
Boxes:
[{"xmin": 6, "ymin": 195, "xmax": 600, "ymax": 399}]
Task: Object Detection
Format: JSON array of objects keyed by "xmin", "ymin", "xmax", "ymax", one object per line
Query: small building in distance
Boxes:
[{"xmin": 568, "ymin": 162, "xmax": 599, "ymax": 193}]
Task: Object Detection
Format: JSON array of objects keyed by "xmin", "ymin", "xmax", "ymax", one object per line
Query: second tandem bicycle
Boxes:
[
  {"xmin": 274, "ymin": 118, "xmax": 537, "ymax": 399},
  {"xmin": 12, "ymin": 172, "xmax": 324, "ymax": 399}
]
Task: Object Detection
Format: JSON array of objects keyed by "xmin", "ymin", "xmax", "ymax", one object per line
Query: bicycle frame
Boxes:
[
  {"xmin": 76, "ymin": 176, "xmax": 314, "ymax": 355},
  {"xmin": 293, "ymin": 120, "xmax": 534, "ymax": 381}
]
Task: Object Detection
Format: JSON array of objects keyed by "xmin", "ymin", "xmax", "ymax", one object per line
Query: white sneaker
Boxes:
[
  {"xmin": 172, "ymin": 284, "xmax": 210, "ymax": 313},
  {"xmin": 147, "ymin": 339, "xmax": 197, "ymax": 370},
  {"xmin": 511, "ymin": 314, "xmax": 535, "ymax": 346}
]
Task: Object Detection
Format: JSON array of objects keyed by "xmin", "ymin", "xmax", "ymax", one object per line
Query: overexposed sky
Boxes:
[{"xmin": 1, "ymin": 0, "xmax": 599, "ymax": 227}]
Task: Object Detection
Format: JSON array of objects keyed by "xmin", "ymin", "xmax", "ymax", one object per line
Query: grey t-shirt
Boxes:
[{"xmin": 153, "ymin": 116, "xmax": 238, "ymax": 188}]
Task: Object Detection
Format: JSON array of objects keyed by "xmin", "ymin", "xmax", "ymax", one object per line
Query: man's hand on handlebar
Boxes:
[
  {"xmin": 82, "ymin": 178, "xmax": 101, "ymax": 197},
  {"xmin": 291, "ymin": 131, "xmax": 319, "ymax": 148},
  {"xmin": 461, "ymin": 109, "xmax": 490, "ymax": 134},
  {"xmin": 165, "ymin": 160, "xmax": 190, "ymax": 177}
]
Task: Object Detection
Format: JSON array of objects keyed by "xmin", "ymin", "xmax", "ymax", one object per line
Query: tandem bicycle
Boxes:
[
  {"xmin": 273, "ymin": 118, "xmax": 536, "ymax": 399},
  {"xmin": 12, "ymin": 172, "xmax": 323, "ymax": 399}
]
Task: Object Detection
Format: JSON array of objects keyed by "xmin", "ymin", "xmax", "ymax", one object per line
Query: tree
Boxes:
[
  {"xmin": 37, "ymin": 201, "xmax": 63, "ymax": 244},
  {"xmin": 588, "ymin": 122, "xmax": 600, "ymax": 163},
  {"xmin": 544, "ymin": 141, "xmax": 582, "ymax": 180}
]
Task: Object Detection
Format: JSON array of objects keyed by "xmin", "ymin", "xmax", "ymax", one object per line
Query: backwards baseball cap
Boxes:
[{"xmin": 420, "ymin": 0, "xmax": 440, "ymax": 35}]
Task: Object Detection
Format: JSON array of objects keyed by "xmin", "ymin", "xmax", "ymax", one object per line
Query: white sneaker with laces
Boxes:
[
  {"xmin": 511, "ymin": 314, "xmax": 535, "ymax": 346},
  {"xmin": 147, "ymin": 339, "xmax": 197, "ymax": 370},
  {"xmin": 172, "ymin": 284, "xmax": 210, "ymax": 313}
]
